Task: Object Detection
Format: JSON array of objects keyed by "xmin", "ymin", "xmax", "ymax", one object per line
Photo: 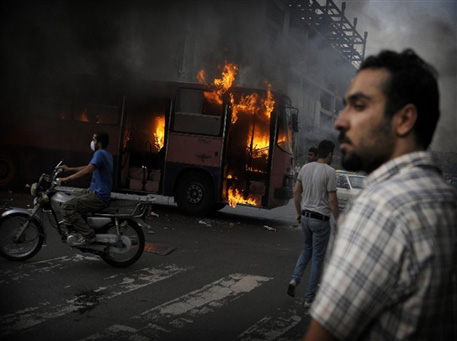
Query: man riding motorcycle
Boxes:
[{"xmin": 57, "ymin": 131, "xmax": 113, "ymax": 246}]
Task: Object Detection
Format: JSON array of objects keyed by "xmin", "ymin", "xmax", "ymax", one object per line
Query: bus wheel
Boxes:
[
  {"xmin": 0, "ymin": 153, "xmax": 17, "ymax": 189},
  {"xmin": 175, "ymin": 172, "xmax": 214, "ymax": 216}
]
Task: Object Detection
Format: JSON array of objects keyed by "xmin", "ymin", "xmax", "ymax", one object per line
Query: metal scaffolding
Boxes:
[{"xmin": 289, "ymin": 0, "xmax": 368, "ymax": 68}]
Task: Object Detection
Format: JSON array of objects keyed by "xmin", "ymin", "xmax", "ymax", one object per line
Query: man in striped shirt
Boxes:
[{"xmin": 304, "ymin": 49, "xmax": 457, "ymax": 340}]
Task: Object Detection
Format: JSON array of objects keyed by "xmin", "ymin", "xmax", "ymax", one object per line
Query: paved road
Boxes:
[{"xmin": 0, "ymin": 191, "xmax": 323, "ymax": 341}]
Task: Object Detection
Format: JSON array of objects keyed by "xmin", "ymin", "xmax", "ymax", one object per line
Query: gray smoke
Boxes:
[
  {"xmin": 2, "ymin": 0, "xmax": 455, "ymax": 154},
  {"xmin": 0, "ymin": 0, "xmax": 281, "ymax": 94},
  {"xmin": 334, "ymin": 0, "xmax": 457, "ymax": 153}
]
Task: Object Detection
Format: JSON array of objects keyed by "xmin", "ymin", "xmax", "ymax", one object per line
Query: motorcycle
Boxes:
[{"xmin": 0, "ymin": 161, "xmax": 155, "ymax": 267}]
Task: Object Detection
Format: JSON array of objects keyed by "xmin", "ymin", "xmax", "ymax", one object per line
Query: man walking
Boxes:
[
  {"xmin": 305, "ymin": 49, "xmax": 457, "ymax": 340},
  {"xmin": 287, "ymin": 140, "xmax": 339, "ymax": 307}
]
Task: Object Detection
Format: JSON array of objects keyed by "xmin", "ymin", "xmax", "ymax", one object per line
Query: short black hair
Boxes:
[
  {"xmin": 360, "ymin": 49, "xmax": 440, "ymax": 149},
  {"xmin": 318, "ymin": 140, "xmax": 335, "ymax": 158},
  {"xmin": 95, "ymin": 131, "xmax": 110, "ymax": 148},
  {"xmin": 308, "ymin": 147, "xmax": 318, "ymax": 155}
]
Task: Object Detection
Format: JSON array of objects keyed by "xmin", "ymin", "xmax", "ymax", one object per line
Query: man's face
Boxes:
[
  {"xmin": 307, "ymin": 152, "xmax": 317, "ymax": 162},
  {"xmin": 92, "ymin": 134, "xmax": 99, "ymax": 150},
  {"xmin": 334, "ymin": 68, "xmax": 396, "ymax": 174}
]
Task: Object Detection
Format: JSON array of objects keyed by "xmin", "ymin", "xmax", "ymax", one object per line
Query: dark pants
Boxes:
[{"xmin": 61, "ymin": 190, "xmax": 106, "ymax": 238}]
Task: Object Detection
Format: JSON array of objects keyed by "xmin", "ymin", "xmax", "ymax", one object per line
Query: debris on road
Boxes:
[
  {"xmin": 263, "ymin": 225, "xmax": 276, "ymax": 232},
  {"xmin": 198, "ymin": 220, "xmax": 212, "ymax": 227}
]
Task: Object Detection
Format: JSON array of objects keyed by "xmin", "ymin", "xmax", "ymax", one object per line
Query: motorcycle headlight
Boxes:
[{"xmin": 30, "ymin": 183, "xmax": 38, "ymax": 197}]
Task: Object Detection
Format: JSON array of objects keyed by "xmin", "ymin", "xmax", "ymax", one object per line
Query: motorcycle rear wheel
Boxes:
[
  {"xmin": 0, "ymin": 213, "xmax": 44, "ymax": 261},
  {"xmin": 101, "ymin": 219, "xmax": 145, "ymax": 267}
]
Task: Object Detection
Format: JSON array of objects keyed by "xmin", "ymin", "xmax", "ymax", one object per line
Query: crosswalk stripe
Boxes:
[
  {"xmin": 82, "ymin": 273, "xmax": 272, "ymax": 340},
  {"xmin": 0, "ymin": 264, "xmax": 187, "ymax": 337},
  {"xmin": 236, "ymin": 308, "xmax": 302, "ymax": 340},
  {"xmin": 0, "ymin": 255, "xmax": 104, "ymax": 284}
]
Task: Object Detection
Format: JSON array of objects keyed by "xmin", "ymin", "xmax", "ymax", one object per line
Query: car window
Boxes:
[
  {"xmin": 337, "ymin": 176, "xmax": 350, "ymax": 189},
  {"xmin": 348, "ymin": 176, "xmax": 364, "ymax": 189}
]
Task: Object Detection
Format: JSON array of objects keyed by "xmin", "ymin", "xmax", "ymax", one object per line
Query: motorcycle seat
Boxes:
[{"xmin": 94, "ymin": 207, "xmax": 119, "ymax": 215}]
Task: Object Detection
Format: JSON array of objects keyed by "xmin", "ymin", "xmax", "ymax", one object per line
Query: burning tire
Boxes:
[{"xmin": 175, "ymin": 171, "xmax": 215, "ymax": 216}]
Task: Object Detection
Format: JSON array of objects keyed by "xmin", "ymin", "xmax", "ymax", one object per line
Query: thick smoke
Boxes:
[
  {"xmin": 334, "ymin": 0, "xmax": 457, "ymax": 153},
  {"xmin": 0, "ymin": 0, "xmax": 281, "ymax": 94},
  {"xmin": 2, "ymin": 0, "xmax": 454, "ymax": 154}
]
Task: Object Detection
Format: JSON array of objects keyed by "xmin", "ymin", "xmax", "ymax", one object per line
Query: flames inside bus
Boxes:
[
  {"xmin": 2, "ymin": 64, "xmax": 297, "ymax": 216},
  {"xmin": 117, "ymin": 63, "xmax": 297, "ymax": 215}
]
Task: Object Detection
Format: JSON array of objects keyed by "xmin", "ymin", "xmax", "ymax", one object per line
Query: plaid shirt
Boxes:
[{"xmin": 311, "ymin": 152, "xmax": 457, "ymax": 340}]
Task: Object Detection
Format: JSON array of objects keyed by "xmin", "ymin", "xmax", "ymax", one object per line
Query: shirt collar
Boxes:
[{"xmin": 365, "ymin": 151, "xmax": 440, "ymax": 187}]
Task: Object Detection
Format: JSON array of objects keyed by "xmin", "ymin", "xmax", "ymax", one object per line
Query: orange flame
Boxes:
[
  {"xmin": 197, "ymin": 62, "xmax": 238, "ymax": 105},
  {"xmin": 264, "ymin": 84, "xmax": 275, "ymax": 118},
  {"xmin": 197, "ymin": 62, "xmax": 276, "ymax": 208},
  {"xmin": 228, "ymin": 185, "xmax": 260, "ymax": 208},
  {"xmin": 196, "ymin": 69, "xmax": 206, "ymax": 84},
  {"xmin": 249, "ymin": 132, "xmax": 270, "ymax": 158},
  {"xmin": 214, "ymin": 63, "xmax": 238, "ymax": 93},
  {"xmin": 79, "ymin": 108, "xmax": 89, "ymax": 122},
  {"xmin": 153, "ymin": 116, "xmax": 165, "ymax": 150},
  {"xmin": 230, "ymin": 92, "xmax": 259, "ymax": 124},
  {"xmin": 250, "ymin": 86, "xmax": 275, "ymax": 160},
  {"xmin": 277, "ymin": 134, "xmax": 287, "ymax": 145}
]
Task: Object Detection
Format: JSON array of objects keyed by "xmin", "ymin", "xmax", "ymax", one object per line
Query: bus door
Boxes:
[
  {"xmin": 266, "ymin": 104, "xmax": 296, "ymax": 209},
  {"xmin": 222, "ymin": 90, "xmax": 273, "ymax": 208},
  {"xmin": 119, "ymin": 98, "xmax": 168, "ymax": 194}
]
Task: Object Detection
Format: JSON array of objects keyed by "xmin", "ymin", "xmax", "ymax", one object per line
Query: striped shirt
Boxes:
[{"xmin": 310, "ymin": 151, "xmax": 457, "ymax": 340}]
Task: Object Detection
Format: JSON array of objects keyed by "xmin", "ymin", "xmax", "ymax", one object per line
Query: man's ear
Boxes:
[{"xmin": 394, "ymin": 104, "xmax": 417, "ymax": 137}]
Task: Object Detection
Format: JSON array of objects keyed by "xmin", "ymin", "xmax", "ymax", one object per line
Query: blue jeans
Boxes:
[{"xmin": 291, "ymin": 215, "xmax": 331, "ymax": 303}]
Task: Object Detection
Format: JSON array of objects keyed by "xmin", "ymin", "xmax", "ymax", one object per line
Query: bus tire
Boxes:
[
  {"xmin": 175, "ymin": 171, "xmax": 215, "ymax": 216},
  {"xmin": 0, "ymin": 152, "xmax": 17, "ymax": 190}
]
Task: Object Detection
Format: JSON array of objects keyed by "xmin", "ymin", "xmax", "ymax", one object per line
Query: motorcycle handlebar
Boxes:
[{"xmin": 55, "ymin": 160, "xmax": 63, "ymax": 169}]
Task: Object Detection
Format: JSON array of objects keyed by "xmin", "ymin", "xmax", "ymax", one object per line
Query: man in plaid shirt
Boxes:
[{"xmin": 304, "ymin": 49, "xmax": 457, "ymax": 340}]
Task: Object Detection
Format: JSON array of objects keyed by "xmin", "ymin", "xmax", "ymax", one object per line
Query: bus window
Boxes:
[
  {"xmin": 173, "ymin": 88, "xmax": 222, "ymax": 136},
  {"xmin": 73, "ymin": 105, "xmax": 91, "ymax": 123},
  {"xmin": 96, "ymin": 105, "xmax": 120, "ymax": 125},
  {"xmin": 177, "ymin": 88, "xmax": 202, "ymax": 113},
  {"xmin": 30, "ymin": 99, "xmax": 73, "ymax": 121},
  {"xmin": 277, "ymin": 107, "xmax": 294, "ymax": 154},
  {"xmin": 73, "ymin": 103, "xmax": 119, "ymax": 125}
]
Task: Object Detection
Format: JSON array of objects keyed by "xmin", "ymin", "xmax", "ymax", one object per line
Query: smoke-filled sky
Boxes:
[
  {"xmin": 333, "ymin": 0, "xmax": 457, "ymax": 153},
  {"xmin": 0, "ymin": 0, "xmax": 455, "ymax": 153}
]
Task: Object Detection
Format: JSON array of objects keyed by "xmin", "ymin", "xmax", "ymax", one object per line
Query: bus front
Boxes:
[{"xmin": 266, "ymin": 101, "xmax": 298, "ymax": 209}]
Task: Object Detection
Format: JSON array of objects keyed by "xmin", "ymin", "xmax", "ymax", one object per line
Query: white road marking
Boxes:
[
  {"xmin": 82, "ymin": 273, "xmax": 272, "ymax": 340},
  {"xmin": 0, "ymin": 255, "xmax": 101, "ymax": 284},
  {"xmin": 237, "ymin": 308, "xmax": 302, "ymax": 341},
  {"xmin": 0, "ymin": 264, "xmax": 187, "ymax": 337}
]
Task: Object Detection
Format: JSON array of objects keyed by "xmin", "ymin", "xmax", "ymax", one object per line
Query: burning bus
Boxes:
[{"xmin": 0, "ymin": 63, "xmax": 298, "ymax": 216}]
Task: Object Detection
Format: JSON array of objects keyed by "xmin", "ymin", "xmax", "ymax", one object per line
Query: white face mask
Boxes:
[{"xmin": 90, "ymin": 140, "xmax": 96, "ymax": 152}]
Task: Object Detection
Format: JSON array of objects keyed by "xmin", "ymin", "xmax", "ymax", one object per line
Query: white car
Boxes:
[{"xmin": 336, "ymin": 172, "xmax": 366, "ymax": 209}]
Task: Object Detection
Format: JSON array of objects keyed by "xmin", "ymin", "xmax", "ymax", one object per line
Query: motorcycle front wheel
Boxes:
[
  {"xmin": 0, "ymin": 213, "xmax": 44, "ymax": 261},
  {"xmin": 101, "ymin": 219, "xmax": 145, "ymax": 267}
]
